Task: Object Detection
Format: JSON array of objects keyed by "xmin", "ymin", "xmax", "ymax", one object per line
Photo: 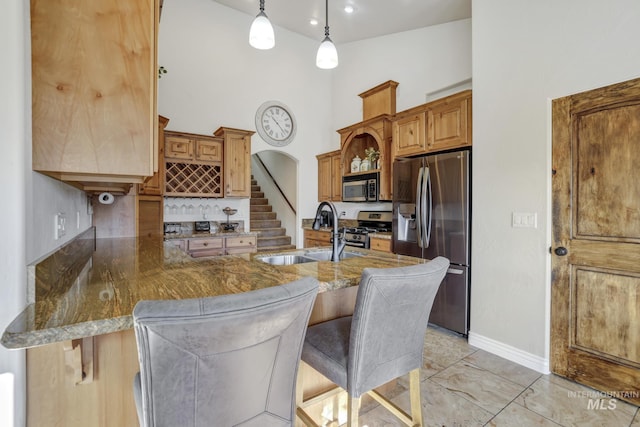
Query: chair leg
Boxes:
[
  {"xmin": 347, "ymin": 395, "xmax": 360, "ymax": 427},
  {"xmin": 409, "ymin": 368, "xmax": 423, "ymax": 427}
]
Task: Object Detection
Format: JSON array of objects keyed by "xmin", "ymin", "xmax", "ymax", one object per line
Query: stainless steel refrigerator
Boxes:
[{"xmin": 392, "ymin": 149, "xmax": 470, "ymax": 335}]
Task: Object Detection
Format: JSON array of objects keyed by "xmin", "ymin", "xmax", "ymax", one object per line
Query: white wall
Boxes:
[
  {"xmin": 0, "ymin": 2, "xmax": 27, "ymax": 424},
  {"xmin": 157, "ymin": 0, "xmax": 333, "ymax": 246},
  {"xmin": 1, "ymin": 2, "xmax": 94, "ymax": 425},
  {"xmin": 332, "ymin": 19, "xmax": 472, "ymax": 131},
  {"xmin": 471, "ymin": 0, "xmax": 640, "ymax": 367}
]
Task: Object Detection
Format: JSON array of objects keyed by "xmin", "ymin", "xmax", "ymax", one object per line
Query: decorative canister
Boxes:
[
  {"xmin": 350, "ymin": 155, "xmax": 362, "ymax": 173},
  {"xmin": 360, "ymin": 158, "xmax": 370, "ymax": 171}
]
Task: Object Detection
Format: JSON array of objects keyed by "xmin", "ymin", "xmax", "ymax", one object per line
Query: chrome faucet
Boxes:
[{"xmin": 312, "ymin": 201, "xmax": 346, "ymax": 262}]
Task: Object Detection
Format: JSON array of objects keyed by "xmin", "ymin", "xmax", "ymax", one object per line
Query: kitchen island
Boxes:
[{"xmin": 2, "ymin": 229, "xmax": 428, "ymax": 426}]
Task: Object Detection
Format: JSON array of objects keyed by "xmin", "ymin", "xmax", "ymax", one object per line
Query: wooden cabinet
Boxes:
[
  {"xmin": 184, "ymin": 235, "xmax": 257, "ymax": 257},
  {"xmin": 317, "ymin": 150, "xmax": 342, "ymax": 202},
  {"xmin": 369, "ymin": 236, "xmax": 392, "ymax": 253},
  {"xmin": 224, "ymin": 236, "xmax": 257, "ymax": 255},
  {"xmin": 187, "ymin": 237, "xmax": 225, "ymax": 258},
  {"xmin": 304, "ymin": 229, "xmax": 332, "ymax": 248},
  {"xmin": 391, "ymin": 90, "xmax": 472, "ymax": 159},
  {"xmin": 139, "ymin": 115, "xmax": 169, "ymax": 196},
  {"xmin": 30, "ymin": 0, "xmax": 158, "ymax": 194},
  {"xmin": 136, "ymin": 195, "xmax": 163, "ymax": 237},
  {"xmin": 214, "ymin": 127, "xmax": 254, "ymax": 198},
  {"xmin": 393, "ymin": 111, "xmax": 427, "ymax": 157},
  {"xmin": 165, "ymin": 133, "xmax": 223, "ymax": 162},
  {"xmin": 164, "ymin": 131, "xmax": 223, "ymax": 197},
  {"xmin": 427, "ymin": 91, "xmax": 471, "ymax": 152},
  {"xmin": 338, "ymin": 116, "xmax": 393, "ymax": 201}
]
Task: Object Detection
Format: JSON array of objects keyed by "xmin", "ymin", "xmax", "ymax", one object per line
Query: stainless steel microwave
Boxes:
[{"xmin": 342, "ymin": 172, "xmax": 378, "ymax": 202}]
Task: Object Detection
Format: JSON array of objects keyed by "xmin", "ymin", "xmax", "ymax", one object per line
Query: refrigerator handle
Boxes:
[
  {"xmin": 424, "ymin": 166, "xmax": 432, "ymax": 247},
  {"xmin": 416, "ymin": 166, "xmax": 424, "ymax": 248}
]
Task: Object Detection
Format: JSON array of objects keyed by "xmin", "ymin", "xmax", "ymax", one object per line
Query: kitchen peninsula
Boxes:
[{"xmin": 2, "ymin": 228, "xmax": 428, "ymax": 426}]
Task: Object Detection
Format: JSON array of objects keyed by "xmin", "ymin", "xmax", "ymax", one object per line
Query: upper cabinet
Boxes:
[
  {"xmin": 164, "ymin": 131, "xmax": 223, "ymax": 197},
  {"xmin": 317, "ymin": 150, "xmax": 342, "ymax": 202},
  {"xmin": 30, "ymin": 0, "xmax": 158, "ymax": 194},
  {"xmin": 426, "ymin": 91, "xmax": 471, "ymax": 152},
  {"xmin": 214, "ymin": 127, "xmax": 254, "ymax": 198},
  {"xmin": 392, "ymin": 111, "xmax": 427, "ymax": 157},
  {"xmin": 393, "ymin": 90, "xmax": 472, "ymax": 158}
]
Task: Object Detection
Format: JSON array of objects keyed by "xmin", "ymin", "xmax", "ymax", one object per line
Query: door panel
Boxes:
[
  {"xmin": 423, "ymin": 150, "xmax": 470, "ymax": 266},
  {"xmin": 551, "ymin": 78, "xmax": 640, "ymax": 405},
  {"xmin": 428, "ymin": 266, "xmax": 468, "ymax": 335}
]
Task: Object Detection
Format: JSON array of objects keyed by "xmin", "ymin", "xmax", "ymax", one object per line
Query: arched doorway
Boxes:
[{"xmin": 250, "ymin": 150, "xmax": 300, "ymax": 249}]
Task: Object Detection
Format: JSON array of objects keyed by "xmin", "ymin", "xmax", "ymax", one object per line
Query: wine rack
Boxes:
[{"xmin": 164, "ymin": 162, "xmax": 222, "ymax": 197}]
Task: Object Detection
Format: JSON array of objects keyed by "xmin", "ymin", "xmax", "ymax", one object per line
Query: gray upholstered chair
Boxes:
[
  {"xmin": 296, "ymin": 257, "xmax": 449, "ymax": 427},
  {"xmin": 132, "ymin": 277, "xmax": 319, "ymax": 427}
]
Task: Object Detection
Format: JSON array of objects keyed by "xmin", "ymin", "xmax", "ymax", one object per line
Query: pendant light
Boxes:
[
  {"xmin": 249, "ymin": 0, "xmax": 275, "ymax": 50},
  {"xmin": 316, "ymin": 0, "xmax": 338, "ymax": 69}
]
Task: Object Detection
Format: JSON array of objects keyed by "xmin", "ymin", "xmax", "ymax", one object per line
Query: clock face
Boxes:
[{"xmin": 255, "ymin": 101, "xmax": 296, "ymax": 146}]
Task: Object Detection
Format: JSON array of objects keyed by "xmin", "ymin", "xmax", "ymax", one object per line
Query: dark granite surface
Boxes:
[{"xmin": 2, "ymin": 236, "xmax": 426, "ymax": 349}]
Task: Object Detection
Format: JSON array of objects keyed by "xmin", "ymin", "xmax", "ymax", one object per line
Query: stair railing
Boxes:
[{"xmin": 254, "ymin": 154, "xmax": 296, "ymax": 215}]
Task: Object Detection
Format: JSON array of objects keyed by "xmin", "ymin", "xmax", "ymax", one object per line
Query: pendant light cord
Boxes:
[
  {"xmin": 324, "ymin": 0, "xmax": 330, "ymax": 37},
  {"xmin": 260, "ymin": 0, "xmax": 265, "ymax": 13}
]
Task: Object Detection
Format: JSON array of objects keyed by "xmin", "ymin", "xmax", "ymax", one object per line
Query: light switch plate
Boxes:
[{"xmin": 512, "ymin": 212, "xmax": 537, "ymax": 228}]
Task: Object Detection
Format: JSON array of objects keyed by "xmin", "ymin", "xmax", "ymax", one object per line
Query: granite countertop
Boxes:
[{"xmin": 2, "ymin": 237, "xmax": 426, "ymax": 349}]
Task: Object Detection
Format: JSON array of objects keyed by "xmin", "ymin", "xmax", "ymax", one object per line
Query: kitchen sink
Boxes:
[
  {"xmin": 258, "ymin": 254, "xmax": 317, "ymax": 265},
  {"xmin": 304, "ymin": 250, "xmax": 365, "ymax": 261}
]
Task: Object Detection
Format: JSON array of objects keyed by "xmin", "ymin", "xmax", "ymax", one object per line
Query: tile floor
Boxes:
[{"xmin": 302, "ymin": 326, "xmax": 640, "ymax": 427}]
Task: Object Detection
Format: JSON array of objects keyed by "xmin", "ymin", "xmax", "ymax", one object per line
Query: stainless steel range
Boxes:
[{"xmin": 342, "ymin": 211, "xmax": 392, "ymax": 248}]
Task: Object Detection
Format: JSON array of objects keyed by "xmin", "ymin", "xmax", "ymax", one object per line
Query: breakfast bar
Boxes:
[{"xmin": 2, "ymin": 228, "xmax": 427, "ymax": 426}]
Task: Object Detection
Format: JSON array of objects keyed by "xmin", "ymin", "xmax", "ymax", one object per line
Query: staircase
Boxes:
[{"xmin": 250, "ymin": 176, "xmax": 296, "ymax": 252}]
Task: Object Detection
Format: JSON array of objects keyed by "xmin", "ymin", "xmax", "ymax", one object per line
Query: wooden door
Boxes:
[
  {"xmin": 551, "ymin": 78, "xmax": 640, "ymax": 405},
  {"xmin": 316, "ymin": 153, "xmax": 333, "ymax": 201},
  {"xmin": 214, "ymin": 127, "xmax": 254, "ymax": 198},
  {"xmin": 330, "ymin": 151, "xmax": 343, "ymax": 201}
]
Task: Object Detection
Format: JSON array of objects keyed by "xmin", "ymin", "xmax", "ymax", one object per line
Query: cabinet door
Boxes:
[
  {"xmin": 317, "ymin": 155, "xmax": 332, "ymax": 201},
  {"xmin": 330, "ymin": 152, "xmax": 342, "ymax": 201},
  {"xmin": 369, "ymin": 237, "xmax": 391, "ymax": 253},
  {"xmin": 31, "ymin": 0, "xmax": 157, "ymax": 184},
  {"xmin": 195, "ymin": 138, "xmax": 223, "ymax": 162},
  {"xmin": 304, "ymin": 230, "xmax": 332, "ymax": 248},
  {"xmin": 139, "ymin": 115, "xmax": 168, "ymax": 195},
  {"xmin": 393, "ymin": 112, "xmax": 427, "ymax": 157},
  {"xmin": 427, "ymin": 95, "xmax": 470, "ymax": 152},
  {"xmin": 165, "ymin": 134, "xmax": 194, "ymax": 160},
  {"xmin": 136, "ymin": 195, "xmax": 163, "ymax": 237},
  {"xmin": 216, "ymin": 128, "xmax": 253, "ymax": 197}
]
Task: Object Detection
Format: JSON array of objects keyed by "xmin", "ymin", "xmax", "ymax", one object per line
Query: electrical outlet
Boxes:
[
  {"xmin": 76, "ymin": 211, "xmax": 80, "ymax": 229},
  {"xmin": 55, "ymin": 212, "xmax": 67, "ymax": 239}
]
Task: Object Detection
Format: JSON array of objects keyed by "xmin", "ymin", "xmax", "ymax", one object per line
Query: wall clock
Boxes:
[{"xmin": 255, "ymin": 101, "xmax": 297, "ymax": 147}]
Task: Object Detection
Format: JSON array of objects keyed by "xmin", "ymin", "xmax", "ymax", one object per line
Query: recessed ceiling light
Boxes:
[
  {"xmin": 309, "ymin": 18, "xmax": 318, "ymax": 26},
  {"xmin": 344, "ymin": 5, "xmax": 354, "ymax": 13}
]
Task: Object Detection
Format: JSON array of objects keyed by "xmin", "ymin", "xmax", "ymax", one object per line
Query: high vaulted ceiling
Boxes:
[{"xmin": 212, "ymin": 0, "xmax": 471, "ymax": 44}]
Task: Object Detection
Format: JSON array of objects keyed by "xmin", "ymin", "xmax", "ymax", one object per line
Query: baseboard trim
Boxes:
[{"xmin": 468, "ymin": 331, "xmax": 550, "ymax": 374}]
